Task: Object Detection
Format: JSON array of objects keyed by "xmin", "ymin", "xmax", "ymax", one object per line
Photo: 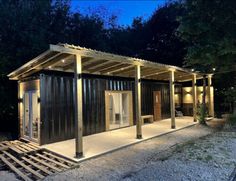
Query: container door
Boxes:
[
  {"xmin": 107, "ymin": 92, "xmax": 131, "ymax": 130},
  {"xmin": 153, "ymin": 91, "xmax": 162, "ymax": 121},
  {"xmin": 23, "ymin": 93, "xmax": 30, "ymax": 137},
  {"xmin": 31, "ymin": 91, "xmax": 39, "ymax": 141},
  {"xmin": 23, "ymin": 91, "xmax": 39, "ymax": 142}
]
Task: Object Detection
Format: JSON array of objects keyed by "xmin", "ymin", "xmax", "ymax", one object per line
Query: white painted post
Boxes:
[
  {"xmin": 74, "ymin": 54, "xmax": 83, "ymax": 158},
  {"xmin": 192, "ymin": 74, "xmax": 197, "ymax": 122},
  {"xmin": 169, "ymin": 69, "xmax": 176, "ymax": 129},
  {"xmin": 207, "ymin": 74, "xmax": 214, "ymax": 117},
  {"xmin": 135, "ymin": 65, "xmax": 142, "ymax": 139}
]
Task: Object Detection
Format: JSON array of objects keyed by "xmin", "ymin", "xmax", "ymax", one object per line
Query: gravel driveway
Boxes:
[
  {"xmin": 44, "ymin": 124, "xmax": 236, "ymax": 181},
  {"xmin": 2, "ymin": 125, "xmax": 235, "ymax": 181}
]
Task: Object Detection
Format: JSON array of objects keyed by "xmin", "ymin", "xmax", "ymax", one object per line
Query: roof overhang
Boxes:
[{"xmin": 8, "ymin": 44, "xmax": 203, "ymax": 81}]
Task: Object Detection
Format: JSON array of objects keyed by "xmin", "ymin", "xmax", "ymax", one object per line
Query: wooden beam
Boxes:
[
  {"xmin": 89, "ymin": 62, "xmax": 117, "ymax": 73},
  {"xmin": 17, "ymin": 52, "xmax": 64, "ymax": 79},
  {"xmin": 169, "ymin": 70, "xmax": 175, "ymax": 129},
  {"xmin": 107, "ymin": 65, "xmax": 134, "ymax": 74},
  {"xmin": 175, "ymin": 76, "xmax": 203, "ymax": 82},
  {"xmin": 207, "ymin": 74, "xmax": 214, "ymax": 117},
  {"xmin": 192, "ymin": 74, "xmax": 197, "ymax": 122},
  {"xmin": 142, "ymin": 70, "xmax": 169, "ymax": 78},
  {"xmin": 86, "ymin": 60, "xmax": 110, "ymax": 71},
  {"xmin": 135, "ymin": 65, "xmax": 142, "ymax": 139},
  {"xmin": 74, "ymin": 54, "xmax": 83, "ymax": 158},
  {"xmin": 100, "ymin": 63, "xmax": 127, "ymax": 74},
  {"xmin": 63, "ymin": 57, "xmax": 94, "ymax": 71},
  {"xmin": 114, "ymin": 69, "xmax": 135, "ymax": 77}
]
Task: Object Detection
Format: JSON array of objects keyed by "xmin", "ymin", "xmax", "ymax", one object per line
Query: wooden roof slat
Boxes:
[
  {"xmin": 88, "ymin": 62, "xmax": 117, "ymax": 73},
  {"xmin": 142, "ymin": 70, "xmax": 168, "ymax": 78},
  {"xmin": 100, "ymin": 64, "xmax": 129, "ymax": 74},
  {"xmin": 19, "ymin": 53, "xmax": 70, "ymax": 79},
  {"xmin": 82, "ymin": 59, "xmax": 108, "ymax": 70},
  {"xmin": 108, "ymin": 65, "xmax": 134, "ymax": 74}
]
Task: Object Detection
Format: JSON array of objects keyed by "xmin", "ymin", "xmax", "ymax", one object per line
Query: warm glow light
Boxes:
[
  {"xmin": 49, "ymin": 66, "xmax": 52, "ymax": 69},
  {"xmin": 212, "ymin": 67, "xmax": 216, "ymax": 71},
  {"xmin": 62, "ymin": 59, "xmax": 65, "ymax": 63},
  {"xmin": 191, "ymin": 68, "xmax": 194, "ymax": 72}
]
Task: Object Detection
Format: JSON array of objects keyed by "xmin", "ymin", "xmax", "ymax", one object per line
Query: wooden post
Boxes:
[
  {"xmin": 74, "ymin": 54, "xmax": 83, "ymax": 158},
  {"xmin": 135, "ymin": 65, "xmax": 142, "ymax": 139},
  {"xmin": 192, "ymin": 74, "xmax": 197, "ymax": 122},
  {"xmin": 207, "ymin": 74, "xmax": 214, "ymax": 117},
  {"xmin": 169, "ymin": 69, "xmax": 175, "ymax": 129},
  {"xmin": 202, "ymin": 74, "xmax": 207, "ymax": 117}
]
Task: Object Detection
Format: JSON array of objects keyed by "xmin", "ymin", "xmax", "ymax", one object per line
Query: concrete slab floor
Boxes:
[{"xmin": 42, "ymin": 116, "xmax": 197, "ymax": 162}]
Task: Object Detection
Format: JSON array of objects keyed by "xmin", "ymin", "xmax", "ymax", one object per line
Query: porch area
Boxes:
[{"xmin": 42, "ymin": 116, "xmax": 197, "ymax": 162}]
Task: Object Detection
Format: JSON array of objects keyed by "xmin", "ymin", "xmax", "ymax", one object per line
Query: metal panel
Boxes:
[
  {"xmin": 40, "ymin": 74, "xmax": 75, "ymax": 145},
  {"xmin": 39, "ymin": 72, "xmax": 177, "ymax": 144}
]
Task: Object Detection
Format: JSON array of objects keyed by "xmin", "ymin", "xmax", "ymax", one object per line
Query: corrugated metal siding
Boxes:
[
  {"xmin": 141, "ymin": 81, "xmax": 170, "ymax": 119},
  {"xmin": 40, "ymin": 72, "xmax": 175, "ymax": 144},
  {"xmin": 40, "ymin": 74, "xmax": 75, "ymax": 144}
]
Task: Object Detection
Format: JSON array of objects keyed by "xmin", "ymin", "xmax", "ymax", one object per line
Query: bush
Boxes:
[
  {"xmin": 227, "ymin": 114, "xmax": 236, "ymax": 127},
  {"xmin": 197, "ymin": 104, "xmax": 207, "ymax": 125}
]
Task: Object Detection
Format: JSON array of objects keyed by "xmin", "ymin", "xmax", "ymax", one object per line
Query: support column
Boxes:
[
  {"xmin": 207, "ymin": 74, "xmax": 214, "ymax": 117},
  {"xmin": 192, "ymin": 74, "xmax": 197, "ymax": 122},
  {"xmin": 74, "ymin": 54, "xmax": 83, "ymax": 158},
  {"xmin": 135, "ymin": 65, "xmax": 142, "ymax": 139},
  {"xmin": 169, "ymin": 69, "xmax": 175, "ymax": 129}
]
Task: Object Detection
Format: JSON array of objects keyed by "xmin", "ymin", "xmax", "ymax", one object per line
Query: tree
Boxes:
[
  {"xmin": 144, "ymin": 2, "xmax": 187, "ymax": 66},
  {"xmin": 178, "ymin": 0, "xmax": 236, "ymax": 120},
  {"xmin": 178, "ymin": 0, "xmax": 236, "ymax": 71}
]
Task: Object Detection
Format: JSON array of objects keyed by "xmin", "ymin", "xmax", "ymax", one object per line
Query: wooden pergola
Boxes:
[{"xmin": 8, "ymin": 43, "xmax": 213, "ymax": 158}]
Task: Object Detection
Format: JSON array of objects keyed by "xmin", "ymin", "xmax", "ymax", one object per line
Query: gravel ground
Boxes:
[
  {"xmin": 2, "ymin": 125, "xmax": 235, "ymax": 181},
  {"xmin": 44, "ymin": 124, "xmax": 236, "ymax": 181}
]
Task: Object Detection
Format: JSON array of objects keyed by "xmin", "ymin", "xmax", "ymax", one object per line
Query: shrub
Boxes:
[
  {"xmin": 227, "ymin": 114, "xmax": 236, "ymax": 127},
  {"xmin": 197, "ymin": 104, "xmax": 207, "ymax": 125}
]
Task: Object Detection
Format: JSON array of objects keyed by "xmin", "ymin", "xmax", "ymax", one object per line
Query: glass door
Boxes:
[
  {"xmin": 108, "ymin": 92, "xmax": 130, "ymax": 130},
  {"xmin": 23, "ymin": 93, "xmax": 30, "ymax": 137},
  {"xmin": 23, "ymin": 91, "xmax": 39, "ymax": 142}
]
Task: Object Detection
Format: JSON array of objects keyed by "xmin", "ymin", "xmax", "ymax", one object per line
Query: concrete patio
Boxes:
[{"xmin": 42, "ymin": 116, "xmax": 197, "ymax": 162}]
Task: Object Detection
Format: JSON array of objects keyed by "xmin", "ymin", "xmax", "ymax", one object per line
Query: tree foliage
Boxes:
[{"xmin": 178, "ymin": 0, "xmax": 236, "ymax": 72}]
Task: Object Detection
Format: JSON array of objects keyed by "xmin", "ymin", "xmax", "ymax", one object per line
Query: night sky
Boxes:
[{"xmin": 71, "ymin": 0, "xmax": 167, "ymax": 26}]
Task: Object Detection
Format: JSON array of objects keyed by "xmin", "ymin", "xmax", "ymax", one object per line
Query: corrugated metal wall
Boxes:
[
  {"xmin": 39, "ymin": 72, "xmax": 178, "ymax": 144},
  {"xmin": 40, "ymin": 74, "xmax": 75, "ymax": 144}
]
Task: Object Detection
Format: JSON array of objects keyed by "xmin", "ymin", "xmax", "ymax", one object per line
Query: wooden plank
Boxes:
[
  {"xmin": 21, "ymin": 156, "xmax": 53, "ymax": 175},
  {"xmin": 13, "ymin": 144, "xmax": 29, "ymax": 152},
  {"xmin": 36, "ymin": 153, "xmax": 70, "ymax": 169},
  {"xmin": 28, "ymin": 155, "xmax": 61, "ymax": 172},
  {"xmin": 9, "ymin": 146, "xmax": 24, "ymax": 154},
  {"xmin": 25, "ymin": 142, "xmax": 40, "ymax": 149},
  {"xmin": 3, "ymin": 151, "xmax": 44, "ymax": 179},
  {"xmin": 42, "ymin": 151, "xmax": 76, "ymax": 165},
  {"xmin": 17, "ymin": 144, "xmax": 34, "ymax": 152},
  {"xmin": 0, "ymin": 155, "xmax": 32, "ymax": 181}
]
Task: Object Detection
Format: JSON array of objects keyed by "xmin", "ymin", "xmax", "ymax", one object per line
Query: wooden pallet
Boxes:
[{"xmin": 0, "ymin": 140, "xmax": 77, "ymax": 181}]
